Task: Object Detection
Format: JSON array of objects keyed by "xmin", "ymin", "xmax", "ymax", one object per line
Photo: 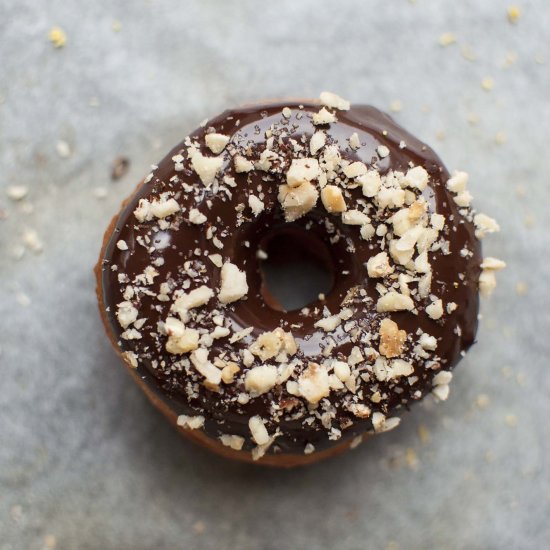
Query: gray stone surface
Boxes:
[{"xmin": 1, "ymin": 1, "xmax": 549, "ymax": 548}]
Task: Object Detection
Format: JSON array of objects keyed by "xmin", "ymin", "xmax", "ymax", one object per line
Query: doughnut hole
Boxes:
[{"xmin": 258, "ymin": 227, "xmax": 335, "ymax": 312}]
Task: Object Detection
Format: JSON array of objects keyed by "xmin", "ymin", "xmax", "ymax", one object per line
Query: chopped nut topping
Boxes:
[
  {"xmin": 205, "ymin": 133, "xmax": 230, "ymax": 154},
  {"xmin": 310, "ymin": 131, "xmax": 326, "ymax": 154},
  {"xmin": 367, "ymin": 251, "xmax": 394, "ymax": 278},
  {"xmin": 116, "ymin": 301, "xmax": 138, "ymax": 329},
  {"xmin": 314, "ymin": 315, "xmax": 341, "ymax": 332},
  {"xmin": 379, "ymin": 318, "xmax": 407, "ymax": 358},
  {"xmin": 312, "ymin": 107, "xmax": 337, "ymax": 125},
  {"xmin": 321, "ymin": 185, "xmax": 347, "ymax": 213},
  {"xmin": 189, "ymin": 208, "xmax": 207, "ymax": 224},
  {"xmin": 319, "ymin": 91, "xmax": 350, "ymax": 111},
  {"xmin": 249, "ymin": 328, "xmax": 297, "ymax": 361},
  {"xmin": 426, "ymin": 299, "xmax": 444, "ymax": 320},
  {"xmin": 190, "ymin": 348, "xmax": 221, "ymax": 385},
  {"xmin": 377, "ymin": 292, "xmax": 414, "ymax": 312},
  {"xmin": 298, "ymin": 363, "xmax": 331, "ymax": 404},
  {"xmin": 219, "ymin": 434, "xmax": 245, "ymax": 450},
  {"xmin": 278, "ymin": 181, "xmax": 318, "ymax": 222},
  {"xmin": 342, "ymin": 209, "xmax": 370, "ymax": 225},
  {"xmin": 349, "ymin": 132, "xmax": 361, "ymax": 150},
  {"xmin": 172, "ymin": 286, "xmax": 214, "ymax": 316},
  {"xmin": 177, "ymin": 415, "xmax": 205, "ymax": 430},
  {"xmin": 249, "ymin": 416, "xmax": 270, "ymax": 445},
  {"xmin": 191, "ymin": 151, "xmax": 224, "ymax": 185},
  {"xmin": 286, "ymin": 158, "xmax": 320, "ymax": 187},
  {"xmin": 165, "ymin": 317, "xmax": 199, "ymax": 354},
  {"xmin": 248, "ymin": 195, "xmax": 265, "ymax": 216},
  {"xmin": 218, "ymin": 262, "xmax": 248, "ymax": 304},
  {"xmin": 343, "ymin": 161, "xmax": 367, "ymax": 179},
  {"xmin": 403, "ymin": 166, "xmax": 429, "ymax": 191},
  {"xmin": 234, "ymin": 155, "xmax": 254, "ymax": 173},
  {"xmin": 245, "ymin": 365, "xmax": 278, "ymax": 395},
  {"xmin": 474, "ymin": 213, "xmax": 500, "ymax": 239}
]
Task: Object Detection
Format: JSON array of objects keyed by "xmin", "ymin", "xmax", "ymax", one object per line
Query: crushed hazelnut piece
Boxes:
[
  {"xmin": 190, "ymin": 348, "xmax": 222, "ymax": 385},
  {"xmin": 234, "ymin": 155, "xmax": 254, "ymax": 173},
  {"xmin": 219, "ymin": 434, "xmax": 245, "ymax": 450},
  {"xmin": 191, "ymin": 151, "xmax": 223, "ymax": 185},
  {"xmin": 319, "ymin": 91, "xmax": 350, "ymax": 111},
  {"xmin": 245, "ymin": 365, "xmax": 278, "ymax": 395},
  {"xmin": 205, "ymin": 133, "xmax": 230, "ymax": 154},
  {"xmin": 278, "ymin": 181, "xmax": 319, "ymax": 222},
  {"xmin": 367, "ymin": 252, "xmax": 394, "ymax": 278},
  {"xmin": 248, "ymin": 195, "xmax": 265, "ymax": 216},
  {"xmin": 218, "ymin": 262, "xmax": 248, "ymax": 304},
  {"xmin": 298, "ymin": 363, "xmax": 331, "ymax": 404},
  {"xmin": 426, "ymin": 299, "xmax": 444, "ymax": 320},
  {"xmin": 286, "ymin": 158, "xmax": 320, "ymax": 187},
  {"xmin": 189, "ymin": 208, "xmax": 207, "ymax": 224},
  {"xmin": 377, "ymin": 292, "xmax": 414, "ymax": 313},
  {"xmin": 379, "ymin": 318, "xmax": 407, "ymax": 358},
  {"xmin": 249, "ymin": 416, "xmax": 270, "ymax": 445},
  {"xmin": 177, "ymin": 415, "xmax": 205, "ymax": 430},
  {"xmin": 312, "ymin": 107, "xmax": 337, "ymax": 125},
  {"xmin": 310, "ymin": 131, "xmax": 326, "ymax": 154},
  {"xmin": 321, "ymin": 185, "xmax": 346, "ymax": 213}
]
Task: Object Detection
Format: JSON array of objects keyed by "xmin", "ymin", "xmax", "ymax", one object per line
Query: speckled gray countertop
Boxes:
[{"xmin": 1, "ymin": 1, "xmax": 549, "ymax": 549}]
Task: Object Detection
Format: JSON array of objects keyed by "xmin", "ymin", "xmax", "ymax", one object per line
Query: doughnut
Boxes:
[{"xmin": 95, "ymin": 93, "xmax": 503, "ymax": 466}]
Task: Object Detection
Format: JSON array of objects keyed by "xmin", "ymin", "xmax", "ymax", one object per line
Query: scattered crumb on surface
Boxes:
[
  {"xmin": 418, "ymin": 424, "xmax": 430, "ymax": 444},
  {"xmin": 438, "ymin": 32, "xmax": 456, "ymax": 47},
  {"xmin": 6, "ymin": 185, "xmax": 29, "ymax": 201},
  {"xmin": 48, "ymin": 26, "xmax": 66, "ymax": 48},
  {"xmin": 193, "ymin": 521, "xmax": 205, "ymax": 535},
  {"xmin": 507, "ymin": 5, "xmax": 521, "ymax": 24},
  {"xmin": 389, "ymin": 100, "xmax": 402, "ymax": 113},
  {"xmin": 495, "ymin": 132, "xmax": 507, "ymax": 145},
  {"xmin": 481, "ymin": 77, "xmax": 494, "ymax": 91},
  {"xmin": 112, "ymin": 20, "xmax": 122, "ymax": 32},
  {"xmin": 56, "ymin": 140, "xmax": 71, "ymax": 158},
  {"xmin": 461, "ymin": 45, "xmax": 477, "ymax": 61},
  {"xmin": 15, "ymin": 291, "xmax": 31, "ymax": 307},
  {"xmin": 475, "ymin": 394, "xmax": 490, "ymax": 409},
  {"xmin": 515, "ymin": 281, "xmax": 528, "ymax": 296},
  {"xmin": 505, "ymin": 414, "xmax": 518, "ymax": 427}
]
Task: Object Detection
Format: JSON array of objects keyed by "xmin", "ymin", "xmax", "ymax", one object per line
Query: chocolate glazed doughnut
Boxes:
[{"xmin": 95, "ymin": 93, "xmax": 504, "ymax": 466}]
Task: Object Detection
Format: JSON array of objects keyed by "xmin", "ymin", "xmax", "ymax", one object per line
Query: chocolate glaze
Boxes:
[{"xmin": 98, "ymin": 100, "xmax": 481, "ymax": 456}]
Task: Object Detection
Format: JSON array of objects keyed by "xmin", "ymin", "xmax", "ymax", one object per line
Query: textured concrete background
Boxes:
[{"xmin": 1, "ymin": 1, "xmax": 549, "ymax": 549}]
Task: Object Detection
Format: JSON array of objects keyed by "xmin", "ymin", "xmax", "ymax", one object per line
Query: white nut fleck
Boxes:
[
  {"xmin": 249, "ymin": 416, "xmax": 270, "ymax": 445},
  {"xmin": 320, "ymin": 185, "xmax": 346, "ymax": 213},
  {"xmin": 426, "ymin": 299, "xmax": 444, "ymax": 320},
  {"xmin": 312, "ymin": 107, "xmax": 337, "ymax": 125},
  {"xmin": 191, "ymin": 151, "xmax": 223, "ymax": 185},
  {"xmin": 278, "ymin": 181, "xmax": 319, "ymax": 222},
  {"xmin": 245, "ymin": 365, "xmax": 278, "ymax": 395},
  {"xmin": 189, "ymin": 208, "xmax": 207, "ymax": 224},
  {"xmin": 310, "ymin": 131, "xmax": 326, "ymax": 154},
  {"xmin": 376, "ymin": 292, "xmax": 414, "ymax": 312},
  {"xmin": 218, "ymin": 262, "xmax": 248, "ymax": 304},
  {"xmin": 177, "ymin": 415, "xmax": 205, "ymax": 430},
  {"xmin": 248, "ymin": 195, "xmax": 265, "ymax": 216},
  {"xmin": 319, "ymin": 91, "xmax": 350, "ymax": 111},
  {"xmin": 234, "ymin": 155, "xmax": 254, "ymax": 173},
  {"xmin": 298, "ymin": 363, "xmax": 331, "ymax": 404},
  {"xmin": 367, "ymin": 251, "xmax": 394, "ymax": 278},
  {"xmin": 190, "ymin": 348, "xmax": 222, "ymax": 385},
  {"xmin": 287, "ymin": 158, "xmax": 320, "ymax": 187},
  {"xmin": 205, "ymin": 133, "xmax": 230, "ymax": 154}
]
